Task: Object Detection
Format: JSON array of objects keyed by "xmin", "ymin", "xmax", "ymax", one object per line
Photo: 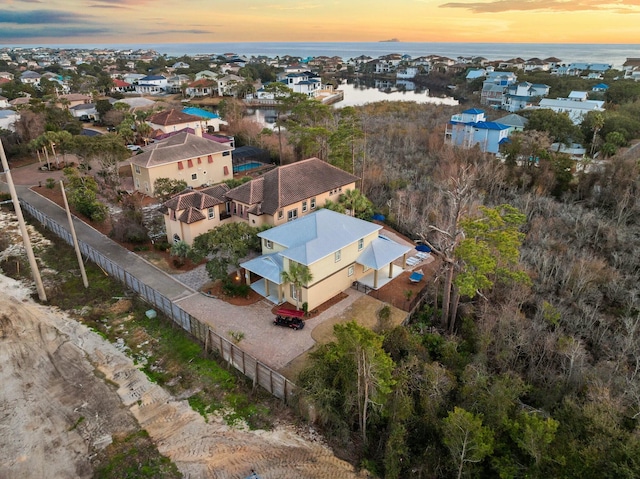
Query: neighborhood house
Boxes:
[
  {"xmin": 445, "ymin": 108, "xmax": 510, "ymax": 154},
  {"xmin": 130, "ymin": 130, "xmax": 233, "ymax": 195},
  {"xmin": 240, "ymin": 209, "xmax": 412, "ymax": 310},
  {"xmin": 163, "ymin": 157, "xmax": 360, "ymax": 244}
]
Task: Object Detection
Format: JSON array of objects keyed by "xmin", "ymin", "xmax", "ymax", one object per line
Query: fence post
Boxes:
[
  {"xmin": 269, "ymin": 370, "xmax": 273, "ymax": 395},
  {"xmin": 253, "ymin": 362, "xmax": 259, "ymax": 390}
]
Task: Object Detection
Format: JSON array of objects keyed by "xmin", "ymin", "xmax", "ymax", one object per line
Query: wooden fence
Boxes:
[{"xmin": 20, "ymin": 199, "xmax": 297, "ymax": 404}]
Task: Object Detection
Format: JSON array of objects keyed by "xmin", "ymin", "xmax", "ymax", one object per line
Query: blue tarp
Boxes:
[{"xmin": 416, "ymin": 244, "xmax": 431, "ymax": 253}]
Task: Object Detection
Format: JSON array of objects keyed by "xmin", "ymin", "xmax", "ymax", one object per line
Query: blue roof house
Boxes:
[
  {"xmin": 240, "ymin": 209, "xmax": 411, "ymax": 309},
  {"xmin": 445, "ymin": 109, "xmax": 511, "ymax": 154}
]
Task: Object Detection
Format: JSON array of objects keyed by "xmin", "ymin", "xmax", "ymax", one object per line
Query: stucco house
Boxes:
[
  {"xmin": 111, "ymin": 79, "xmax": 132, "ymax": 93},
  {"xmin": 240, "ymin": 208, "xmax": 412, "ymax": 310},
  {"xmin": 224, "ymin": 157, "xmax": 359, "ymax": 228},
  {"xmin": 130, "ymin": 130, "xmax": 233, "ymax": 196},
  {"xmin": 147, "ymin": 108, "xmax": 222, "ymax": 134},
  {"xmin": 445, "ymin": 108, "xmax": 511, "ymax": 154},
  {"xmin": 163, "ymin": 184, "xmax": 231, "ymax": 245},
  {"xmin": 185, "ymin": 78, "xmax": 217, "ymax": 97},
  {"xmin": 56, "ymin": 93, "xmax": 92, "ymax": 109},
  {"xmin": 181, "ymin": 107, "xmax": 227, "ymax": 132},
  {"xmin": 163, "ymin": 157, "xmax": 359, "ymax": 245}
]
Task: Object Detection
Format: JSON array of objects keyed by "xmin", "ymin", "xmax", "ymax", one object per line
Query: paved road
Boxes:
[{"xmin": 0, "ymin": 169, "xmax": 366, "ymax": 373}]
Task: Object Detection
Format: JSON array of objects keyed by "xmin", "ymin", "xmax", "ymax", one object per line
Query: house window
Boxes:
[
  {"xmin": 170, "ymin": 209, "xmax": 176, "ymax": 221},
  {"xmin": 135, "ymin": 179, "xmax": 140, "ymax": 188},
  {"xmin": 208, "ymin": 155, "xmax": 213, "ymax": 163},
  {"xmin": 191, "ymin": 173, "xmax": 197, "ymax": 180},
  {"xmin": 358, "ymin": 238, "xmax": 364, "ymax": 251},
  {"xmin": 335, "ymin": 250, "xmax": 341, "ymax": 263},
  {"xmin": 223, "ymin": 151, "xmax": 230, "ymax": 156},
  {"xmin": 287, "ymin": 209, "xmax": 298, "ymax": 221},
  {"xmin": 207, "ymin": 207, "xmax": 214, "ymax": 219},
  {"xmin": 265, "ymin": 239, "xmax": 273, "ymax": 249},
  {"xmin": 302, "ymin": 201, "xmax": 308, "ymax": 212},
  {"xmin": 348, "ymin": 265, "xmax": 354, "ymax": 277},
  {"xmin": 134, "ymin": 165, "xmax": 140, "ymax": 174},
  {"xmin": 178, "ymin": 161, "xmax": 184, "ymax": 170},
  {"xmin": 173, "ymin": 234, "xmax": 181, "ymax": 243},
  {"xmin": 223, "ymin": 166, "xmax": 229, "ymax": 175},
  {"xmin": 187, "ymin": 159, "xmax": 194, "ymax": 168},
  {"xmin": 310, "ymin": 197, "xmax": 316, "ymax": 209},
  {"xmin": 278, "ymin": 210, "xmax": 283, "ymax": 220},
  {"xmin": 363, "ymin": 265, "xmax": 370, "ymax": 272}
]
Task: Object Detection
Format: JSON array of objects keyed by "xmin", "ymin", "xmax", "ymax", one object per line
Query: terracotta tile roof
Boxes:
[
  {"xmin": 224, "ymin": 177, "xmax": 264, "ymax": 206},
  {"xmin": 112, "ymin": 79, "xmax": 131, "ymax": 87},
  {"xmin": 131, "ymin": 131, "xmax": 233, "ymax": 169},
  {"xmin": 178, "ymin": 208, "xmax": 206, "ymax": 224},
  {"xmin": 149, "ymin": 108, "xmax": 203, "ymax": 126},
  {"xmin": 188, "ymin": 78, "xmax": 216, "ymax": 88},
  {"xmin": 225, "ymin": 157, "xmax": 359, "ymax": 216},
  {"xmin": 164, "ymin": 184, "xmax": 230, "ymax": 224}
]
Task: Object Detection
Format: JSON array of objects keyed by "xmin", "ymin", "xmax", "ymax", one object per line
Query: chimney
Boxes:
[{"xmin": 195, "ymin": 124, "xmax": 202, "ymax": 137}]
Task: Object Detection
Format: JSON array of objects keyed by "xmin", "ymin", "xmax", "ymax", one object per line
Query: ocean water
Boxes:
[{"xmin": 16, "ymin": 41, "xmax": 638, "ymax": 69}]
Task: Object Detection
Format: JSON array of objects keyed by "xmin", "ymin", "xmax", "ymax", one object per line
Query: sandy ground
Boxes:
[
  {"xmin": 0, "ymin": 206, "xmax": 365, "ymax": 479},
  {"xmin": 0, "ymin": 274, "xmax": 366, "ymax": 479}
]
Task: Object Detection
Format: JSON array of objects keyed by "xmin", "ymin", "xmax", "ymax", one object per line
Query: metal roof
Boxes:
[
  {"xmin": 357, "ymin": 237, "xmax": 411, "ymax": 269},
  {"xmin": 259, "ymin": 209, "xmax": 381, "ymax": 266}
]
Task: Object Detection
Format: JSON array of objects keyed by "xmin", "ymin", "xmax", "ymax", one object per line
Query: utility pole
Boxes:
[
  {"xmin": 0, "ymin": 138, "xmax": 47, "ymax": 302},
  {"xmin": 60, "ymin": 180, "xmax": 88, "ymax": 289}
]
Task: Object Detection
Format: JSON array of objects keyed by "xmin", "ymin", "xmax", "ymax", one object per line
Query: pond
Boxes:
[
  {"xmin": 333, "ymin": 80, "xmax": 458, "ymax": 108},
  {"xmin": 243, "ymin": 81, "xmax": 457, "ymax": 127}
]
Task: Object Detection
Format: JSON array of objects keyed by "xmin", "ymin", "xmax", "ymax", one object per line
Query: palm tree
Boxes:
[
  {"xmin": 280, "ymin": 262, "xmax": 313, "ymax": 311},
  {"xmin": 340, "ymin": 188, "xmax": 373, "ymax": 219}
]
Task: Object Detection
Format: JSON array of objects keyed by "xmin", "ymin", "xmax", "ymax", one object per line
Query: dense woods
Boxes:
[{"xmin": 254, "ymin": 95, "xmax": 640, "ymax": 477}]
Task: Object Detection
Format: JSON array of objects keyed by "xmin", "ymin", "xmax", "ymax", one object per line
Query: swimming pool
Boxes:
[{"xmin": 233, "ymin": 162, "xmax": 264, "ymax": 173}]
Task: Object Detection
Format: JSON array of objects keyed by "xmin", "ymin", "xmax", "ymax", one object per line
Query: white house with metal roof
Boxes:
[
  {"xmin": 538, "ymin": 91, "xmax": 605, "ymax": 125},
  {"xmin": 240, "ymin": 209, "xmax": 411, "ymax": 310}
]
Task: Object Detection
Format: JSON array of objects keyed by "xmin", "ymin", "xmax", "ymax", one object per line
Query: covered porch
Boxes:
[
  {"xmin": 356, "ymin": 237, "xmax": 412, "ymax": 289},
  {"xmin": 240, "ymin": 253, "xmax": 285, "ymax": 305},
  {"xmin": 355, "ymin": 263, "xmax": 406, "ymax": 290}
]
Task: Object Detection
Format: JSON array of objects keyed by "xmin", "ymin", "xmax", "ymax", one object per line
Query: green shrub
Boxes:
[
  {"xmin": 222, "ymin": 280, "xmax": 250, "ymax": 298},
  {"xmin": 45, "ymin": 177, "xmax": 56, "ymax": 189}
]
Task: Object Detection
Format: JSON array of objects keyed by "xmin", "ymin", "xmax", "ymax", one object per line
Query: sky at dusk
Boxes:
[{"xmin": 0, "ymin": 0, "xmax": 639, "ymax": 45}]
